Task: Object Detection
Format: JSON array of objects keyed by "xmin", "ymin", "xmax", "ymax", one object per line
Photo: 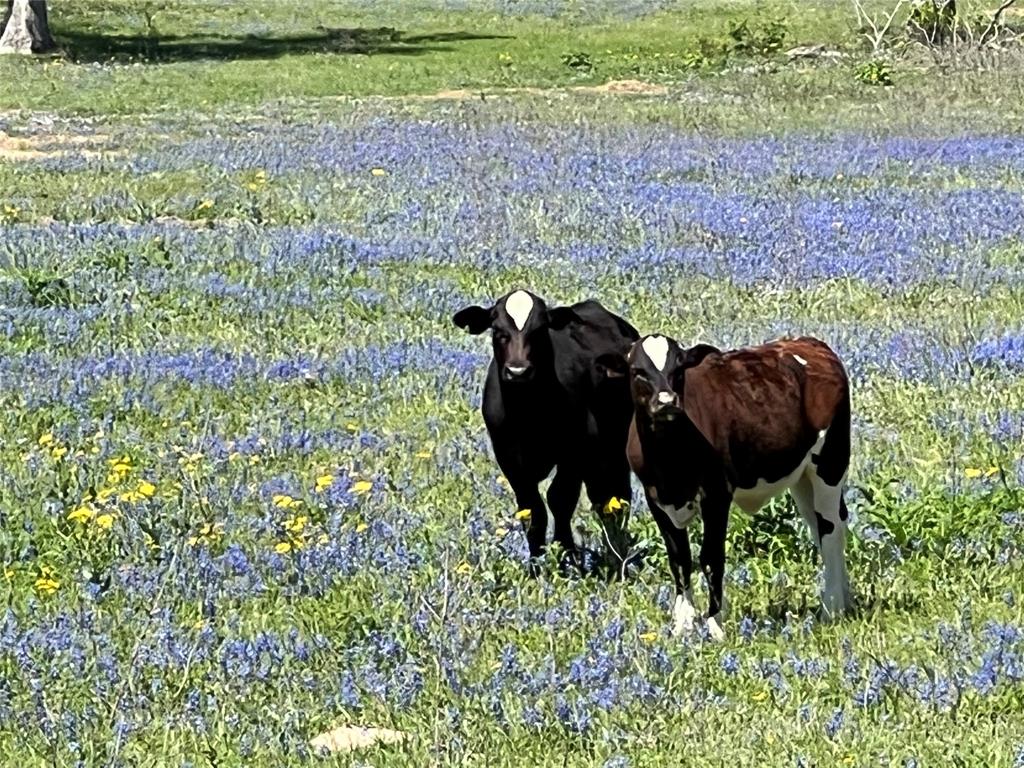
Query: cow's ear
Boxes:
[
  {"xmin": 682, "ymin": 343, "xmax": 720, "ymax": 369},
  {"xmin": 595, "ymin": 352, "xmax": 629, "ymax": 379},
  {"xmin": 547, "ymin": 307, "xmax": 580, "ymax": 331},
  {"xmin": 452, "ymin": 305, "xmax": 493, "ymax": 335}
]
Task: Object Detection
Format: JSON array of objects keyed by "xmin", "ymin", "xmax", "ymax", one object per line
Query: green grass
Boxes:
[{"xmin": 3, "ymin": 1, "xmax": 1024, "ymax": 766}]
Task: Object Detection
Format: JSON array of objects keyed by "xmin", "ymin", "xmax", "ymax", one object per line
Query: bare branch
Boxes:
[{"xmin": 980, "ymin": 0, "xmax": 1018, "ymax": 45}]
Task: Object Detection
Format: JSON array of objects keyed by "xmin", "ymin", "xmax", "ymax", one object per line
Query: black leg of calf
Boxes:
[{"xmin": 699, "ymin": 504, "xmax": 729, "ymax": 641}]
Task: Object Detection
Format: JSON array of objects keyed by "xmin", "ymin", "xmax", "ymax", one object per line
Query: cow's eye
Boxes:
[{"xmin": 494, "ymin": 331, "xmax": 510, "ymax": 344}]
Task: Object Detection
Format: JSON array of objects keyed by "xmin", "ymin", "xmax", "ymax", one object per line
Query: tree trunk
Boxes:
[{"xmin": 0, "ymin": 0, "xmax": 55, "ymax": 55}]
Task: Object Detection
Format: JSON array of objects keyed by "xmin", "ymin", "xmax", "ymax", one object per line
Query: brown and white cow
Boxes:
[{"xmin": 598, "ymin": 334, "xmax": 852, "ymax": 640}]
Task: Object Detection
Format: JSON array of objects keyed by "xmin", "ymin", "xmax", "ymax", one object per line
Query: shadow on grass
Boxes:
[{"xmin": 55, "ymin": 26, "xmax": 512, "ymax": 63}]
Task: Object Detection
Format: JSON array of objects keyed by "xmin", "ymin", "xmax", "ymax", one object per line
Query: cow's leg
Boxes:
[
  {"xmin": 546, "ymin": 468, "xmax": 582, "ymax": 555},
  {"xmin": 699, "ymin": 498, "xmax": 730, "ymax": 642},
  {"xmin": 809, "ymin": 396, "xmax": 853, "ymax": 618},
  {"xmin": 790, "ymin": 473, "xmax": 819, "ymax": 548},
  {"xmin": 809, "ymin": 468, "xmax": 851, "ymax": 618},
  {"xmin": 650, "ymin": 498, "xmax": 695, "ymax": 636}
]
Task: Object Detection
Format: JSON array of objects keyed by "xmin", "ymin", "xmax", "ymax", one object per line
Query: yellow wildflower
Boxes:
[
  {"xmin": 639, "ymin": 631, "xmax": 657, "ymax": 643},
  {"xmin": 515, "ymin": 509, "xmax": 532, "ymax": 521},
  {"xmin": 965, "ymin": 468, "xmax": 983, "ymax": 479},
  {"xmin": 94, "ymin": 513, "xmax": 115, "ymax": 530},
  {"xmin": 272, "ymin": 494, "xmax": 301, "ymax": 509},
  {"xmin": 275, "ymin": 541, "xmax": 292, "ymax": 554},
  {"xmin": 345, "ymin": 422, "xmax": 359, "ymax": 431},
  {"xmin": 602, "ymin": 497, "xmax": 628, "ymax": 516},
  {"xmin": 96, "ymin": 487, "xmax": 116, "ymax": 503},
  {"xmin": 34, "ymin": 567, "xmax": 60, "ymax": 596},
  {"xmin": 249, "ymin": 455, "xmax": 261, "ymax": 465},
  {"xmin": 317, "ymin": 533, "xmax": 329, "ymax": 544},
  {"xmin": 38, "ymin": 432, "xmax": 56, "ymax": 447},
  {"xmin": 315, "ymin": 474, "xmax": 334, "ymax": 492},
  {"xmin": 370, "ymin": 168, "xmax": 387, "ymax": 177},
  {"xmin": 414, "ymin": 450, "xmax": 431, "ymax": 459},
  {"xmin": 752, "ymin": 690, "xmax": 769, "ymax": 702},
  {"xmin": 284, "ymin": 515, "xmax": 308, "ymax": 534},
  {"xmin": 352, "ymin": 481, "xmax": 373, "ymax": 495},
  {"xmin": 67, "ymin": 504, "xmax": 95, "ymax": 524},
  {"xmin": 495, "ymin": 527, "xmax": 508, "ymax": 537},
  {"xmin": 985, "ymin": 466, "xmax": 999, "ymax": 477},
  {"xmin": 118, "ymin": 490, "xmax": 143, "ymax": 503},
  {"xmin": 196, "ymin": 199, "xmax": 214, "ymax": 211},
  {"xmin": 49, "ymin": 445, "xmax": 67, "ymax": 460},
  {"xmin": 355, "ymin": 522, "xmax": 369, "ymax": 534},
  {"xmin": 455, "ymin": 562, "xmax": 472, "ymax": 575},
  {"xmin": 138, "ymin": 480, "xmax": 157, "ymax": 497}
]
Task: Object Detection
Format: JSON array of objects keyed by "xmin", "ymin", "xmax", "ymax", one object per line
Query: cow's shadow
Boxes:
[{"xmin": 55, "ymin": 27, "xmax": 512, "ymax": 63}]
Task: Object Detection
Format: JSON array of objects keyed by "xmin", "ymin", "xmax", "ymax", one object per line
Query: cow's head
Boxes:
[
  {"xmin": 452, "ymin": 290, "xmax": 578, "ymax": 384},
  {"xmin": 598, "ymin": 335, "xmax": 718, "ymax": 426}
]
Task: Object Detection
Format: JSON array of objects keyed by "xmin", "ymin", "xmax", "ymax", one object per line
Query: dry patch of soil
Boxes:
[
  {"xmin": 309, "ymin": 725, "xmax": 409, "ymax": 754},
  {"xmin": 0, "ymin": 131, "xmax": 116, "ymax": 161},
  {"xmin": 412, "ymin": 78, "xmax": 668, "ymax": 101}
]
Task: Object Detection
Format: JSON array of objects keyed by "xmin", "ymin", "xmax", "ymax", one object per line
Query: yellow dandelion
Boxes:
[
  {"xmin": 34, "ymin": 573, "xmax": 60, "ymax": 596},
  {"xmin": 38, "ymin": 432, "xmax": 56, "ymax": 447},
  {"xmin": 272, "ymin": 494, "xmax": 301, "ymax": 509},
  {"xmin": 414, "ymin": 450, "xmax": 432, "ymax": 459},
  {"xmin": 495, "ymin": 527, "xmax": 508, "ymax": 537},
  {"xmin": 352, "ymin": 481, "xmax": 373, "ymax": 495},
  {"xmin": 345, "ymin": 422, "xmax": 359, "ymax": 431},
  {"xmin": 455, "ymin": 562, "xmax": 472, "ymax": 575},
  {"xmin": 138, "ymin": 480, "xmax": 157, "ymax": 498},
  {"xmin": 118, "ymin": 491, "xmax": 142, "ymax": 503},
  {"xmin": 752, "ymin": 690, "xmax": 769, "ymax": 702},
  {"xmin": 515, "ymin": 508, "xmax": 532, "ymax": 521},
  {"xmin": 96, "ymin": 487, "xmax": 116, "ymax": 503},
  {"xmin": 985, "ymin": 466, "xmax": 999, "ymax": 477},
  {"xmin": 315, "ymin": 474, "xmax": 335, "ymax": 492},
  {"xmin": 355, "ymin": 522, "xmax": 369, "ymax": 534},
  {"xmin": 50, "ymin": 445, "xmax": 68, "ymax": 460},
  {"xmin": 965, "ymin": 467, "xmax": 983, "ymax": 479},
  {"xmin": 94, "ymin": 513, "xmax": 115, "ymax": 530},
  {"xmin": 639, "ymin": 631, "xmax": 657, "ymax": 643},
  {"xmin": 602, "ymin": 497, "xmax": 628, "ymax": 516},
  {"xmin": 274, "ymin": 541, "xmax": 292, "ymax": 554},
  {"xmin": 284, "ymin": 515, "xmax": 308, "ymax": 534},
  {"xmin": 228, "ymin": 451, "xmax": 242, "ymax": 462},
  {"xmin": 249, "ymin": 455, "xmax": 261, "ymax": 465},
  {"xmin": 67, "ymin": 504, "xmax": 95, "ymax": 524},
  {"xmin": 370, "ymin": 167, "xmax": 387, "ymax": 177}
]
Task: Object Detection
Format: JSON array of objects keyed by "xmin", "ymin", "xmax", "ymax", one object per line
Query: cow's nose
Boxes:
[
  {"xmin": 650, "ymin": 390, "xmax": 681, "ymax": 417},
  {"xmin": 504, "ymin": 362, "xmax": 533, "ymax": 381}
]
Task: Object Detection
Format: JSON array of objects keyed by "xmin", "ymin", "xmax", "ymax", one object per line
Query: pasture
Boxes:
[{"xmin": 2, "ymin": 0, "xmax": 1024, "ymax": 765}]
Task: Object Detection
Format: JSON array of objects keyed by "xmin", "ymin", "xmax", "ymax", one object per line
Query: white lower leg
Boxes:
[{"xmin": 672, "ymin": 589, "xmax": 696, "ymax": 636}]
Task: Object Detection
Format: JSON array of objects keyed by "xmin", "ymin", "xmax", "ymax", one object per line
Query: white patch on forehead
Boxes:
[
  {"xmin": 657, "ymin": 391, "xmax": 675, "ymax": 404},
  {"xmin": 641, "ymin": 335, "xmax": 670, "ymax": 371},
  {"xmin": 505, "ymin": 290, "xmax": 534, "ymax": 331},
  {"xmin": 792, "ymin": 354, "xmax": 808, "ymax": 366}
]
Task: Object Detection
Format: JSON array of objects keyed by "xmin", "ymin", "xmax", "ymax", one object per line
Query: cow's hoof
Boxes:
[
  {"xmin": 706, "ymin": 615, "xmax": 726, "ymax": 642},
  {"xmin": 671, "ymin": 593, "xmax": 697, "ymax": 637}
]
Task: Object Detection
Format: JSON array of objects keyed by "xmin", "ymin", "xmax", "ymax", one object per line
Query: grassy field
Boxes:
[{"xmin": 2, "ymin": 1, "xmax": 1024, "ymax": 765}]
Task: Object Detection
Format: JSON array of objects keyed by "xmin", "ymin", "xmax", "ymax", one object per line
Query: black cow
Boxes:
[
  {"xmin": 453, "ymin": 289, "xmax": 640, "ymax": 574},
  {"xmin": 598, "ymin": 334, "xmax": 852, "ymax": 639}
]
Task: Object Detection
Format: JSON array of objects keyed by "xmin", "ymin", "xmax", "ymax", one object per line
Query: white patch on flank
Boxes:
[
  {"xmin": 672, "ymin": 590, "xmax": 697, "ymax": 636},
  {"xmin": 657, "ymin": 391, "xmax": 675, "ymax": 405},
  {"xmin": 661, "ymin": 496, "xmax": 701, "ymax": 530},
  {"xmin": 792, "ymin": 354, "xmax": 808, "ymax": 366},
  {"xmin": 641, "ymin": 335, "xmax": 670, "ymax": 371},
  {"xmin": 505, "ymin": 290, "xmax": 534, "ymax": 331},
  {"xmin": 732, "ymin": 430, "xmax": 827, "ymax": 513}
]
